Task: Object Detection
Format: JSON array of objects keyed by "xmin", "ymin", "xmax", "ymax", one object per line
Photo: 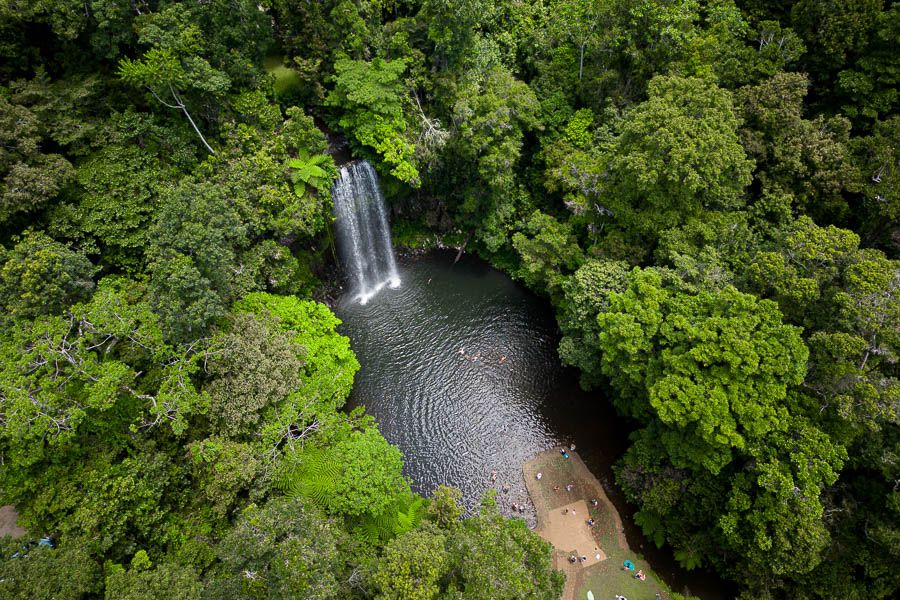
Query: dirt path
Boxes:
[
  {"xmin": 0, "ymin": 505, "xmax": 26, "ymax": 539},
  {"xmin": 525, "ymin": 449, "xmax": 671, "ymax": 600}
]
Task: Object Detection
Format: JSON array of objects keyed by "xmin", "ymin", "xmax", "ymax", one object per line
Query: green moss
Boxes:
[
  {"xmin": 264, "ymin": 55, "xmax": 302, "ymax": 100},
  {"xmin": 391, "ymin": 218, "xmax": 465, "ymax": 250}
]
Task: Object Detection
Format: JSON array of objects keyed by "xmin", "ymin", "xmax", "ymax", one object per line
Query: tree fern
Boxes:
[
  {"xmin": 674, "ymin": 546, "xmax": 703, "ymax": 570},
  {"xmin": 286, "ymin": 151, "xmax": 330, "ymax": 197},
  {"xmin": 633, "ymin": 509, "xmax": 667, "ymax": 548},
  {"xmin": 394, "ymin": 494, "xmax": 425, "ymax": 536},
  {"xmin": 355, "ymin": 517, "xmax": 382, "ymax": 545},
  {"xmin": 275, "ymin": 447, "xmax": 342, "ymax": 506},
  {"xmin": 352, "ymin": 491, "xmax": 426, "ymax": 544}
]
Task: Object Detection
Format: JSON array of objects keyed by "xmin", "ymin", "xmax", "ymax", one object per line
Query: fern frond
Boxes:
[{"xmin": 275, "ymin": 447, "xmax": 342, "ymax": 506}]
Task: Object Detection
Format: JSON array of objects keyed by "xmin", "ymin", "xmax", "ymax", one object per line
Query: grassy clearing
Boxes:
[
  {"xmin": 264, "ymin": 55, "xmax": 302, "ymax": 99},
  {"xmin": 525, "ymin": 450, "xmax": 680, "ymax": 600}
]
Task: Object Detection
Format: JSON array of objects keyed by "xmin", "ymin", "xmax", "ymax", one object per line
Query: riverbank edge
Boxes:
[
  {"xmin": 524, "ymin": 449, "xmax": 625, "ymax": 600},
  {"xmin": 524, "ymin": 449, "xmax": 673, "ymax": 600}
]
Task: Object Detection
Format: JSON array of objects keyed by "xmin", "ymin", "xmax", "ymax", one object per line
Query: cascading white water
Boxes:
[{"xmin": 331, "ymin": 160, "xmax": 401, "ymax": 304}]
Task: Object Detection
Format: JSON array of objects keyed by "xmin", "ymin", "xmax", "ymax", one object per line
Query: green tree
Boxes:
[
  {"xmin": 0, "ymin": 94, "xmax": 75, "ymax": 224},
  {"xmin": 203, "ymin": 105, "xmax": 336, "ymax": 242},
  {"xmin": 852, "ymin": 115, "xmax": 899, "ymax": 249},
  {"xmin": 557, "ymin": 259, "xmax": 630, "ymax": 389},
  {"xmin": 512, "ymin": 211, "xmax": 584, "ymax": 301},
  {"xmin": 0, "ymin": 538, "xmax": 100, "ymax": 600},
  {"xmin": 445, "ymin": 493, "xmax": 564, "ymax": 598},
  {"xmin": 598, "ymin": 75, "xmax": 753, "ymax": 237},
  {"xmin": 235, "ymin": 293, "xmax": 360, "ymax": 416},
  {"xmin": 216, "ymin": 497, "xmax": 346, "ymax": 599},
  {"xmin": 443, "ymin": 66, "xmax": 541, "ymax": 251},
  {"xmin": 118, "ymin": 48, "xmax": 223, "ymax": 154},
  {"xmin": 227, "ymin": 293, "xmax": 360, "ymax": 455},
  {"xmin": 67, "ymin": 144, "xmax": 164, "ymax": 272},
  {"xmin": 420, "ymin": 0, "xmax": 487, "ymax": 68},
  {"xmin": 117, "ymin": 1, "xmax": 252, "ymax": 155},
  {"xmin": 330, "ymin": 428, "xmax": 409, "ymax": 518},
  {"xmin": 204, "ymin": 312, "xmax": 304, "ymax": 439},
  {"xmin": 597, "ymin": 268, "xmax": 808, "ymax": 473},
  {"xmin": 326, "ymin": 57, "xmax": 418, "ymax": 183},
  {"xmin": 427, "ymin": 485, "xmax": 464, "ymax": 530},
  {"xmin": 105, "ymin": 558, "xmax": 202, "ymax": 600},
  {"xmin": 277, "ymin": 427, "xmax": 409, "ymax": 521},
  {"xmin": 0, "ymin": 276, "xmax": 205, "ymax": 495},
  {"xmin": 147, "ymin": 181, "xmax": 249, "ymax": 340},
  {"xmin": 0, "ymin": 230, "xmax": 96, "ymax": 321},
  {"xmin": 549, "ymin": 0, "xmax": 605, "ymax": 82},
  {"xmin": 370, "ymin": 524, "xmax": 449, "ymax": 600},
  {"xmin": 188, "ymin": 436, "xmax": 262, "ymax": 517},
  {"xmin": 287, "ymin": 150, "xmax": 330, "ymax": 200},
  {"xmin": 736, "ymin": 72, "xmax": 859, "ymax": 223}
]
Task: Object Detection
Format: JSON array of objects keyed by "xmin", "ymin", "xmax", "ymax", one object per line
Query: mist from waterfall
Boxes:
[{"xmin": 331, "ymin": 160, "xmax": 401, "ymax": 304}]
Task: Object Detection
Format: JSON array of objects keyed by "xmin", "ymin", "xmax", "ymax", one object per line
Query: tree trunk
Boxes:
[
  {"xmin": 579, "ymin": 42, "xmax": 586, "ymax": 81},
  {"xmin": 179, "ymin": 104, "xmax": 215, "ymax": 155},
  {"xmin": 454, "ymin": 232, "xmax": 471, "ymax": 264}
]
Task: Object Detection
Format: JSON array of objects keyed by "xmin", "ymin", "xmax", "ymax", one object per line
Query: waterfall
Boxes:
[{"xmin": 331, "ymin": 160, "xmax": 401, "ymax": 304}]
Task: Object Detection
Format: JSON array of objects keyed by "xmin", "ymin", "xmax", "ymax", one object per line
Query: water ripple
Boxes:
[{"xmin": 337, "ymin": 251, "xmax": 568, "ymax": 516}]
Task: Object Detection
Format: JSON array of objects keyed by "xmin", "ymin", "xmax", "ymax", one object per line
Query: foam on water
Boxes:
[{"xmin": 331, "ymin": 160, "xmax": 400, "ymax": 304}]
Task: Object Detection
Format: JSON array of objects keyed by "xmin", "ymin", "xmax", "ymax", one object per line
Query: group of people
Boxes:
[
  {"xmin": 623, "ymin": 560, "xmax": 647, "ymax": 580},
  {"xmin": 567, "ymin": 554, "xmax": 588, "ymax": 564},
  {"xmin": 490, "ymin": 469, "xmax": 526, "ymax": 514}
]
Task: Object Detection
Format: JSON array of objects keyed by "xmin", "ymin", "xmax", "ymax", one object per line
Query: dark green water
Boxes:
[
  {"xmin": 337, "ymin": 250, "xmax": 564, "ymax": 516},
  {"xmin": 335, "ymin": 250, "xmax": 728, "ymax": 599}
]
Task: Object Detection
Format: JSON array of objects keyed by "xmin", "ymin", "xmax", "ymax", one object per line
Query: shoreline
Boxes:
[{"xmin": 523, "ymin": 449, "xmax": 672, "ymax": 600}]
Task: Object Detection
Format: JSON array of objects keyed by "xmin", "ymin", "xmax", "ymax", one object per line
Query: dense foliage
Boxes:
[{"xmin": 1, "ymin": 1, "xmax": 897, "ymax": 598}]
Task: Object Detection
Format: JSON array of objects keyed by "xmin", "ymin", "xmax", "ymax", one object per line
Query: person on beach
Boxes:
[
  {"xmin": 566, "ymin": 483, "xmax": 573, "ymax": 492},
  {"xmin": 591, "ymin": 498, "xmax": 599, "ymax": 507},
  {"xmin": 536, "ymin": 472, "xmax": 542, "ymax": 480},
  {"xmin": 553, "ymin": 485, "xmax": 560, "ymax": 491},
  {"xmin": 491, "ymin": 470, "xmax": 497, "ymax": 482}
]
